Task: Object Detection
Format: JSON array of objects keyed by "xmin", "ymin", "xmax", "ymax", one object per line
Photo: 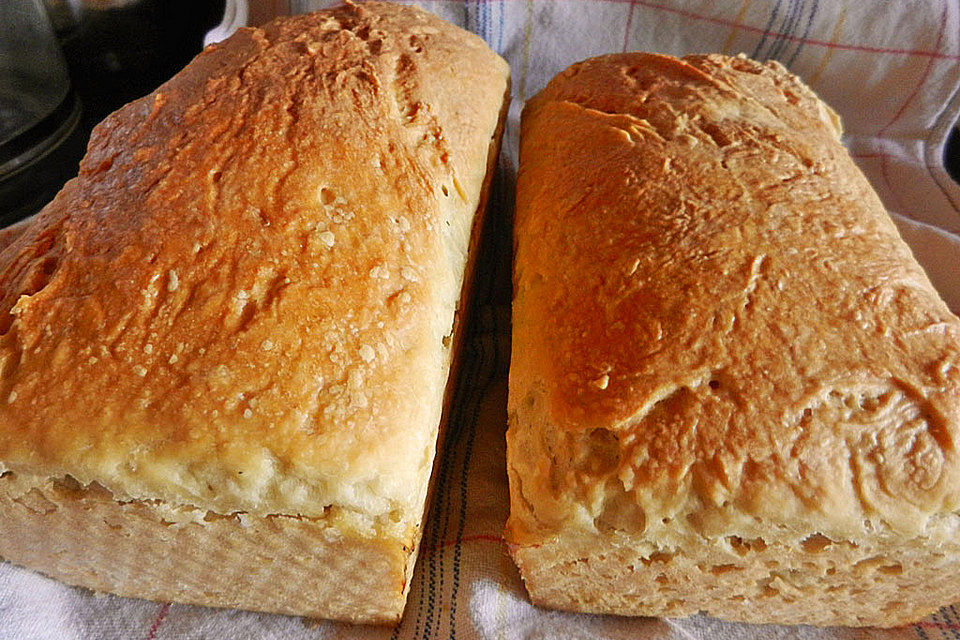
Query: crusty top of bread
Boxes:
[
  {"xmin": 508, "ymin": 53, "xmax": 960, "ymax": 548},
  {"xmin": 0, "ymin": 2, "xmax": 508, "ymax": 527}
]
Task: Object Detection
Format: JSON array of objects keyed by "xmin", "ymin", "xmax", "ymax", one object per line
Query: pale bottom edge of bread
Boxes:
[
  {"xmin": 0, "ymin": 472, "xmax": 416, "ymax": 624},
  {"xmin": 511, "ymin": 523, "xmax": 960, "ymax": 628}
]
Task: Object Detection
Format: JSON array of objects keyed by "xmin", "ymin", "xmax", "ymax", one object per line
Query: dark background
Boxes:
[{"xmin": 54, "ymin": 0, "xmax": 225, "ymax": 135}]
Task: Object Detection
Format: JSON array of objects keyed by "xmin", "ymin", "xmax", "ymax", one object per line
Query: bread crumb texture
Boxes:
[
  {"xmin": 507, "ymin": 53, "xmax": 960, "ymax": 626},
  {"xmin": 0, "ymin": 1, "xmax": 509, "ymax": 530}
]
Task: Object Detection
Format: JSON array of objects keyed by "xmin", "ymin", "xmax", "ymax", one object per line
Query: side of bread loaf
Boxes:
[
  {"xmin": 0, "ymin": 2, "xmax": 508, "ymax": 623},
  {"xmin": 507, "ymin": 53, "xmax": 960, "ymax": 627}
]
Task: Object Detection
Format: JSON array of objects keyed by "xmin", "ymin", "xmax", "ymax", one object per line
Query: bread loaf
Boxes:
[
  {"xmin": 506, "ymin": 52, "xmax": 960, "ymax": 627},
  {"xmin": 0, "ymin": 2, "xmax": 508, "ymax": 623}
]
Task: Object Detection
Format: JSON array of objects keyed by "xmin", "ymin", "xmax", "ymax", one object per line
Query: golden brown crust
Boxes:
[
  {"xmin": 506, "ymin": 53, "xmax": 960, "ymax": 625},
  {"xmin": 0, "ymin": 2, "xmax": 509, "ymax": 528}
]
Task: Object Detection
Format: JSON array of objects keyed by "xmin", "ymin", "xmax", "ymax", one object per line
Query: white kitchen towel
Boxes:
[{"xmin": 2, "ymin": 0, "xmax": 959, "ymax": 638}]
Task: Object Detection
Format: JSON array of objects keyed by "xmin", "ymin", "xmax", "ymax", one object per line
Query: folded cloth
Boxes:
[{"xmin": 1, "ymin": 1, "xmax": 958, "ymax": 638}]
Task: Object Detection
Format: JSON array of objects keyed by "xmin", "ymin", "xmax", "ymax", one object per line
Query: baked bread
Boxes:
[
  {"xmin": 506, "ymin": 52, "xmax": 960, "ymax": 627},
  {"xmin": 0, "ymin": 2, "xmax": 508, "ymax": 624}
]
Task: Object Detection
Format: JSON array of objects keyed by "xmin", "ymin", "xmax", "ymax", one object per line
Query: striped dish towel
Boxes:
[{"xmin": 2, "ymin": 1, "xmax": 958, "ymax": 638}]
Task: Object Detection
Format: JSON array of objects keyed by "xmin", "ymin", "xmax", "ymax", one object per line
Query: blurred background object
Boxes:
[
  {"xmin": 948, "ymin": 127, "xmax": 960, "ymax": 187},
  {"xmin": 0, "ymin": 0, "xmax": 81, "ymax": 226},
  {"xmin": 204, "ymin": 0, "xmax": 247, "ymax": 46},
  {"xmin": 0, "ymin": 0, "xmax": 225, "ymax": 226}
]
